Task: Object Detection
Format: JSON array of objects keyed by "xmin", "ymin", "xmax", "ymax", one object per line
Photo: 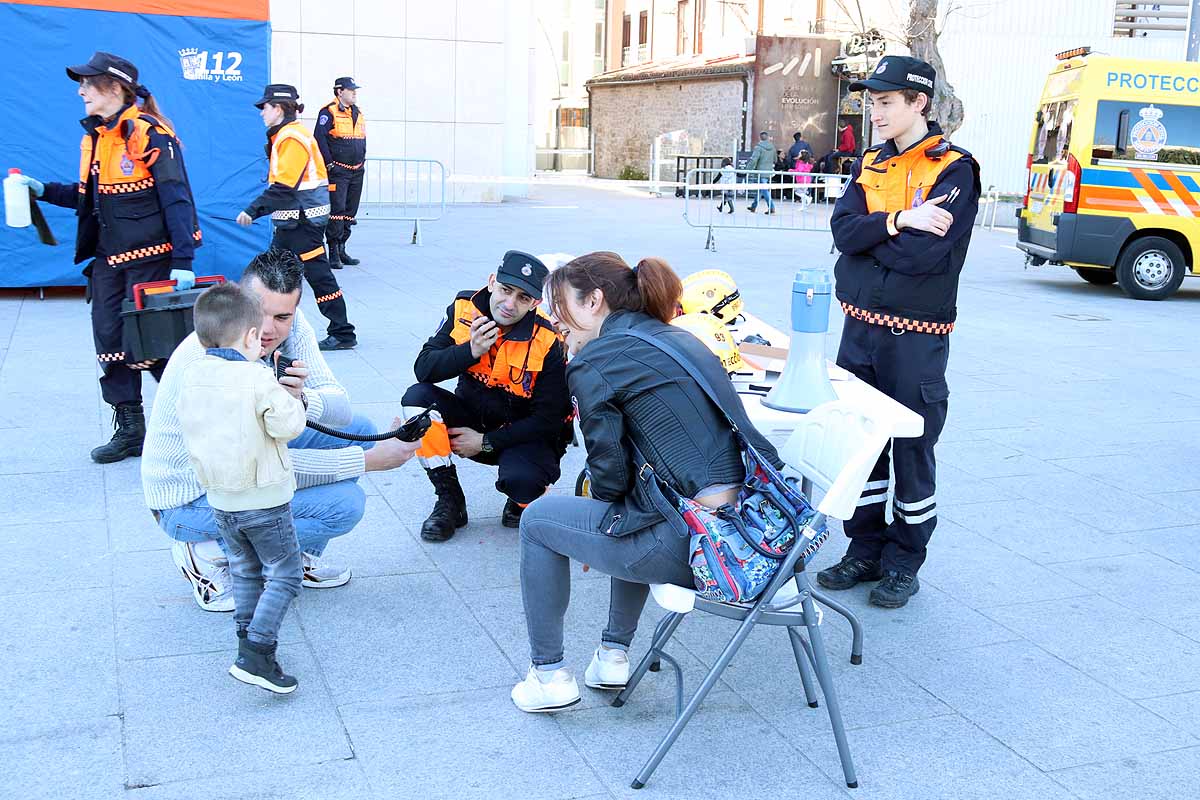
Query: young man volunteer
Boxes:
[
  {"xmin": 402, "ymin": 251, "xmax": 573, "ymax": 542},
  {"xmin": 818, "ymin": 56, "xmax": 981, "ymax": 609}
]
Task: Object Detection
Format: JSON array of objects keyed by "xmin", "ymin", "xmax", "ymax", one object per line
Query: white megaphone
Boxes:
[{"xmin": 763, "ymin": 269, "xmax": 837, "ymax": 413}]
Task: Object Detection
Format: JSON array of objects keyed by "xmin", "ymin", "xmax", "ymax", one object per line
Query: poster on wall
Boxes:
[
  {"xmin": 0, "ymin": 0, "xmax": 271, "ymax": 287},
  {"xmin": 752, "ymin": 35, "xmax": 841, "ymax": 160}
]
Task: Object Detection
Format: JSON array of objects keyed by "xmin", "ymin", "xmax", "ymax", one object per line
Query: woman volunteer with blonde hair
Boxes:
[
  {"xmin": 510, "ymin": 251, "xmax": 783, "ymax": 713},
  {"xmin": 238, "ymin": 84, "xmax": 357, "ymax": 352},
  {"xmin": 14, "ymin": 51, "xmax": 202, "ymax": 464}
]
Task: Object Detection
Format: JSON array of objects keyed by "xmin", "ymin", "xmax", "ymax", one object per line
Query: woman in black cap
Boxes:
[
  {"xmin": 13, "ymin": 51, "xmax": 202, "ymax": 464},
  {"xmin": 237, "ymin": 84, "xmax": 356, "ymax": 351}
]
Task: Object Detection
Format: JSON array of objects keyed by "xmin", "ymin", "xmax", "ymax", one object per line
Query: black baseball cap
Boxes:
[
  {"xmin": 334, "ymin": 77, "xmax": 361, "ymax": 90},
  {"xmin": 849, "ymin": 56, "xmax": 936, "ymax": 97},
  {"xmin": 67, "ymin": 51, "xmax": 138, "ymax": 85},
  {"xmin": 254, "ymin": 84, "xmax": 300, "ymax": 108},
  {"xmin": 496, "ymin": 251, "xmax": 549, "ymax": 299}
]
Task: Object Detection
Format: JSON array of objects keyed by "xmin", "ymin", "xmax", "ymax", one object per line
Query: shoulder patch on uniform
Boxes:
[{"xmin": 319, "ymin": 114, "xmax": 329, "ymax": 126}]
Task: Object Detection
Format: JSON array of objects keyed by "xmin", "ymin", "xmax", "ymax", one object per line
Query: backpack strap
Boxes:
[{"xmin": 617, "ymin": 328, "xmax": 741, "ymax": 434}]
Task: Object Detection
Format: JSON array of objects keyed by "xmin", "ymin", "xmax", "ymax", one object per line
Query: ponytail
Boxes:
[
  {"xmin": 88, "ymin": 74, "xmax": 175, "ymax": 132},
  {"xmin": 546, "ymin": 251, "xmax": 682, "ymax": 330}
]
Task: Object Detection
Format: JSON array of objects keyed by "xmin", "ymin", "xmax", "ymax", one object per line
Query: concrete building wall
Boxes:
[
  {"xmin": 590, "ymin": 75, "xmax": 747, "ymax": 178},
  {"xmin": 268, "ymin": 0, "xmax": 535, "ymax": 201}
]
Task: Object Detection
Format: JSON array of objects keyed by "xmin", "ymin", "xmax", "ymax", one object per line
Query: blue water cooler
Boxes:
[{"xmin": 763, "ymin": 270, "xmax": 838, "ymax": 413}]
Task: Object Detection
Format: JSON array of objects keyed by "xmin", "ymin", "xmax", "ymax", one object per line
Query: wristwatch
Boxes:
[{"xmin": 480, "ymin": 434, "xmax": 494, "ymax": 454}]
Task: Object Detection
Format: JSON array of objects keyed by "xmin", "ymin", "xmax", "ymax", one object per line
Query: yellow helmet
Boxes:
[
  {"xmin": 680, "ymin": 269, "xmax": 743, "ymax": 322},
  {"xmin": 672, "ymin": 313, "xmax": 747, "ymax": 374}
]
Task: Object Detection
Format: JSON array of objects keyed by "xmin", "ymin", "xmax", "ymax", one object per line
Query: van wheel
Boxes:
[
  {"xmin": 1115, "ymin": 237, "xmax": 1187, "ymax": 300},
  {"xmin": 1073, "ymin": 267, "xmax": 1117, "ymax": 285}
]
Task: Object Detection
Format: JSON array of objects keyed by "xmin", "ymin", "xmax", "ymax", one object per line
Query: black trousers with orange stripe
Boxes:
[
  {"xmin": 327, "ymin": 166, "xmax": 363, "ymax": 251},
  {"xmin": 91, "ymin": 257, "xmax": 170, "ymax": 406},
  {"xmin": 271, "ymin": 222, "xmax": 355, "ymax": 341}
]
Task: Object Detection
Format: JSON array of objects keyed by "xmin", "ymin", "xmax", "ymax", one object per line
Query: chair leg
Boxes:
[
  {"xmin": 614, "ymin": 612, "xmax": 684, "ymax": 708},
  {"xmin": 631, "ymin": 611, "xmax": 761, "ymax": 790},
  {"xmin": 787, "ymin": 627, "xmax": 820, "ymax": 708},
  {"xmin": 811, "ymin": 587, "xmax": 864, "ymax": 665},
  {"xmin": 803, "ymin": 594, "xmax": 858, "ymax": 788}
]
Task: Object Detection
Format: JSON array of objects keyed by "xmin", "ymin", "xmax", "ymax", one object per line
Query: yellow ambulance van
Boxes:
[{"xmin": 1016, "ymin": 47, "xmax": 1200, "ymax": 300}]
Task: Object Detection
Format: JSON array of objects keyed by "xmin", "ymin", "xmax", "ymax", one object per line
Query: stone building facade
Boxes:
[{"xmin": 587, "ymin": 56, "xmax": 754, "ymax": 180}]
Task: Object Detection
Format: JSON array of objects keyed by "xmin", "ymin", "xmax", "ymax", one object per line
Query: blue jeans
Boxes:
[
  {"xmin": 157, "ymin": 414, "xmax": 375, "ymax": 556},
  {"xmin": 749, "ymin": 182, "xmax": 775, "ymax": 211},
  {"xmin": 519, "ymin": 495, "xmax": 694, "ymax": 668},
  {"xmin": 215, "ymin": 502, "xmax": 301, "ymax": 647}
]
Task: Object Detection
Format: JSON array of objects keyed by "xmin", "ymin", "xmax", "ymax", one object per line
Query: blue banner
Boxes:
[{"xmin": 0, "ymin": 3, "xmax": 271, "ymax": 286}]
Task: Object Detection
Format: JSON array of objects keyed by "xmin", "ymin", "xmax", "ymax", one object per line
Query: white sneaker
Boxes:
[
  {"xmin": 302, "ymin": 552, "xmax": 352, "ymax": 589},
  {"xmin": 171, "ymin": 540, "xmax": 234, "ymax": 612},
  {"xmin": 511, "ymin": 666, "xmax": 581, "ymax": 713},
  {"xmin": 584, "ymin": 646, "xmax": 630, "ymax": 690}
]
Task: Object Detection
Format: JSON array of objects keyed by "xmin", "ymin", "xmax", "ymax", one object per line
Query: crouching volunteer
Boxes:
[
  {"xmin": 15, "ymin": 51, "xmax": 201, "ymax": 464},
  {"xmin": 402, "ymin": 251, "xmax": 573, "ymax": 542},
  {"xmin": 510, "ymin": 252, "xmax": 783, "ymax": 713},
  {"xmin": 238, "ymin": 84, "xmax": 358, "ymax": 352},
  {"xmin": 818, "ymin": 55, "xmax": 980, "ymax": 609},
  {"xmin": 142, "ymin": 248, "xmax": 420, "ymax": 612}
]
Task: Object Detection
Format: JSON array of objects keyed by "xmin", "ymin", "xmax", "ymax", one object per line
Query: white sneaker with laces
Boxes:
[
  {"xmin": 511, "ymin": 666, "xmax": 581, "ymax": 713},
  {"xmin": 171, "ymin": 540, "xmax": 235, "ymax": 612},
  {"xmin": 584, "ymin": 646, "xmax": 630, "ymax": 690},
  {"xmin": 302, "ymin": 552, "xmax": 352, "ymax": 589}
]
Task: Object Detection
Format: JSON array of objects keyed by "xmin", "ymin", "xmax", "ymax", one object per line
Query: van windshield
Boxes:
[
  {"xmin": 1033, "ymin": 98, "xmax": 1077, "ymax": 164},
  {"xmin": 1093, "ymin": 100, "xmax": 1200, "ymax": 166}
]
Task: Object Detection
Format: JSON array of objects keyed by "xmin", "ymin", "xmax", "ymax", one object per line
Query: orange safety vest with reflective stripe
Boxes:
[
  {"xmin": 855, "ymin": 136, "xmax": 967, "ymax": 215},
  {"xmin": 267, "ymin": 121, "xmax": 330, "ymax": 227},
  {"xmin": 76, "ymin": 104, "xmax": 202, "ymax": 267},
  {"xmin": 320, "ymin": 100, "xmax": 366, "ymax": 168},
  {"xmin": 446, "ymin": 295, "xmax": 561, "ymax": 399}
]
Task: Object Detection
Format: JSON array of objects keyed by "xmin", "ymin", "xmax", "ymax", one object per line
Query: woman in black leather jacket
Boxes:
[{"xmin": 510, "ymin": 251, "xmax": 782, "ymax": 713}]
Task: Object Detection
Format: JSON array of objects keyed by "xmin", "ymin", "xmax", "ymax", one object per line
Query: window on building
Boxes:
[
  {"xmin": 622, "ymin": 14, "xmax": 631, "ymax": 48},
  {"xmin": 561, "ymin": 32, "xmax": 571, "ymax": 86},
  {"xmin": 677, "ymin": 1, "xmax": 690, "ymax": 55},
  {"xmin": 594, "ymin": 21, "xmax": 604, "ymax": 74},
  {"xmin": 1093, "ymin": 100, "xmax": 1200, "ymax": 165},
  {"xmin": 639, "ymin": 11, "xmax": 648, "ymax": 46},
  {"xmin": 559, "ymin": 107, "xmax": 590, "ymax": 128}
]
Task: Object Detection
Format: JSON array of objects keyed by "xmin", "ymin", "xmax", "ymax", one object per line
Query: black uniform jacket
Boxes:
[
  {"xmin": 414, "ymin": 288, "xmax": 571, "ymax": 452},
  {"xmin": 831, "ymin": 123, "xmax": 980, "ymax": 324}
]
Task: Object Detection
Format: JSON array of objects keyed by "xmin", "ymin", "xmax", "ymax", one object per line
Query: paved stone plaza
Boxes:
[{"xmin": 2, "ymin": 183, "xmax": 1199, "ymax": 799}]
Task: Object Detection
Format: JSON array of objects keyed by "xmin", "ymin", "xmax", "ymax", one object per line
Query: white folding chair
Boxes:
[{"xmin": 612, "ymin": 398, "xmax": 894, "ymax": 790}]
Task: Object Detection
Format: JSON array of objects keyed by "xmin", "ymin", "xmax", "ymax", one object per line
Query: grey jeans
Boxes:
[
  {"xmin": 519, "ymin": 494, "xmax": 695, "ymax": 668},
  {"xmin": 213, "ymin": 502, "xmax": 302, "ymax": 647}
]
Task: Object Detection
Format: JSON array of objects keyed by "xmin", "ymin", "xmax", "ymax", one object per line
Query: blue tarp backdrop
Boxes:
[{"xmin": 0, "ymin": 1, "xmax": 271, "ymax": 287}]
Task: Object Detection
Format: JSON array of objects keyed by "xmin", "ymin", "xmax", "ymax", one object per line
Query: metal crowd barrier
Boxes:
[
  {"xmin": 357, "ymin": 158, "xmax": 447, "ymax": 245},
  {"xmin": 682, "ymin": 168, "xmax": 848, "ymax": 251}
]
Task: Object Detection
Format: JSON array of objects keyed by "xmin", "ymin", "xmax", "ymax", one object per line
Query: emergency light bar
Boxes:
[{"xmin": 1055, "ymin": 46, "xmax": 1091, "ymax": 61}]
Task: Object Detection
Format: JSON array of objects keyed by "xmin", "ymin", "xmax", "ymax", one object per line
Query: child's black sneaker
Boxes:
[{"xmin": 229, "ymin": 638, "xmax": 298, "ymax": 694}]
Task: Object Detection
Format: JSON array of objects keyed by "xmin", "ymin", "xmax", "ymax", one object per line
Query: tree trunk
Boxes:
[{"xmin": 906, "ymin": 0, "xmax": 964, "ymax": 136}]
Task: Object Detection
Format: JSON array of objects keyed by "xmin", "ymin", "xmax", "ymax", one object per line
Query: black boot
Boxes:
[
  {"xmin": 869, "ymin": 571, "xmax": 920, "ymax": 609},
  {"xmin": 501, "ymin": 498, "xmax": 525, "ymax": 529},
  {"xmin": 816, "ymin": 554, "xmax": 883, "ymax": 590},
  {"xmin": 327, "ymin": 242, "xmax": 343, "ymax": 269},
  {"xmin": 229, "ymin": 638, "xmax": 298, "ymax": 693},
  {"xmin": 339, "ymin": 244, "xmax": 360, "ymax": 266},
  {"xmin": 91, "ymin": 402, "xmax": 146, "ymax": 464},
  {"xmin": 421, "ymin": 465, "xmax": 468, "ymax": 542}
]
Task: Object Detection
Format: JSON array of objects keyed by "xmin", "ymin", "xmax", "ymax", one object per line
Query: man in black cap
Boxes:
[
  {"xmin": 817, "ymin": 55, "xmax": 980, "ymax": 609},
  {"xmin": 401, "ymin": 252, "xmax": 573, "ymax": 541},
  {"xmin": 314, "ymin": 77, "xmax": 366, "ymax": 269}
]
